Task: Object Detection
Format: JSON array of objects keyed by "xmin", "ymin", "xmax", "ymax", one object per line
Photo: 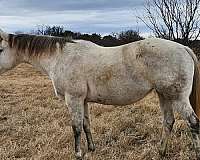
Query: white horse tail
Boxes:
[{"xmin": 185, "ymin": 47, "xmax": 200, "ymax": 119}]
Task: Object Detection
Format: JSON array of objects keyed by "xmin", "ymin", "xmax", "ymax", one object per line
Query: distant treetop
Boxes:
[{"xmin": 35, "ymin": 25, "xmax": 144, "ymax": 47}]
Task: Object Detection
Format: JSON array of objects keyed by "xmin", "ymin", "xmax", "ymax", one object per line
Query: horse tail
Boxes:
[{"xmin": 185, "ymin": 47, "xmax": 200, "ymax": 119}]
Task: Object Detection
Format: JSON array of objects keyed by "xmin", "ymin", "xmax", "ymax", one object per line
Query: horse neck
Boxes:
[{"xmin": 22, "ymin": 53, "xmax": 58, "ymax": 78}]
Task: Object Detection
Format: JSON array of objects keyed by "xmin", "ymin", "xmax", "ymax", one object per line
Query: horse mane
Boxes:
[{"xmin": 8, "ymin": 34, "xmax": 75, "ymax": 57}]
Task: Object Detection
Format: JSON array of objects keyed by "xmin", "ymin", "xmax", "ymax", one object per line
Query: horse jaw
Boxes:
[{"xmin": 0, "ymin": 29, "xmax": 9, "ymax": 41}]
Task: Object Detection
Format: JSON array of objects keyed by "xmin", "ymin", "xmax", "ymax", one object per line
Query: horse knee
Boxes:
[{"xmin": 72, "ymin": 123, "xmax": 82, "ymax": 135}]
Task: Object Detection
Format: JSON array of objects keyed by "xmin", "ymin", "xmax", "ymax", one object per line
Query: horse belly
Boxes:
[{"xmin": 87, "ymin": 77, "xmax": 152, "ymax": 105}]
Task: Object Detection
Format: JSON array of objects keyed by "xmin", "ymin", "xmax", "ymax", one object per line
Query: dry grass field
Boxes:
[{"xmin": 0, "ymin": 64, "xmax": 197, "ymax": 160}]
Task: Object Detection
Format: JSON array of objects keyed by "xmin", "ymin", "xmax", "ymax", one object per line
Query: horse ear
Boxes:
[{"xmin": 0, "ymin": 29, "xmax": 9, "ymax": 41}]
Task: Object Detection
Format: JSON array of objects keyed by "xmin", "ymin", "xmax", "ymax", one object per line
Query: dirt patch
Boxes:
[{"xmin": 0, "ymin": 64, "xmax": 196, "ymax": 160}]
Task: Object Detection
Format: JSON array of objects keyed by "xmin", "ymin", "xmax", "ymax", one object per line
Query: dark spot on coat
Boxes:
[{"xmin": 97, "ymin": 67, "xmax": 113, "ymax": 84}]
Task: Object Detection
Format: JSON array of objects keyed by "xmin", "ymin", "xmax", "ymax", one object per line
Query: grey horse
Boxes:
[{"xmin": 0, "ymin": 29, "xmax": 200, "ymax": 159}]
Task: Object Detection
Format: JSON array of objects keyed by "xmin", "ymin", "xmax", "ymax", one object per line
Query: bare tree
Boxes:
[
  {"xmin": 35, "ymin": 25, "xmax": 46, "ymax": 35},
  {"xmin": 35, "ymin": 25, "xmax": 65, "ymax": 36},
  {"xmin": 138, "ymin": 0, "xmax": 200, "ymax": 45}
]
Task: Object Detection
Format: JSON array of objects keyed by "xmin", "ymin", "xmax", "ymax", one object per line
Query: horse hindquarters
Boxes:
[{"xmin": 156, "ymin": 48, "xmax": 200, "ymax": 159}]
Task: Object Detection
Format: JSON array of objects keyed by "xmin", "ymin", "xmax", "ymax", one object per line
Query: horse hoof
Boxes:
[
  {"xmin": 88, "ymin": 144, "xmax": 96, "ymax": 152},
  {"xmin": 75, "ymin": 151, "xmax": 83, "ymax": 160},
  {"xmin": 76, "ymin": 155, "xmax": 83, "ymax": 160},
  {"xmin": 158, "ymin": 148, "xmax": 166, "ymax": 157}
]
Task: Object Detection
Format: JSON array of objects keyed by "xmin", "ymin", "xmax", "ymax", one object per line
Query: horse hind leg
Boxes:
[
  {"xmin": 158, "ymin": 94, "xmax": 175, "ymax": 157},
  {"xmin": 170, "ymin": 97, "xmax": 200, "ymax": 159}
]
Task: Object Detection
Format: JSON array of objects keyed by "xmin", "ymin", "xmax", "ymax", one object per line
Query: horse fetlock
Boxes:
[
  {"xmin": 75, "ymin": 150, "xmax": 83, "ymax": 160},
  {"xmin": 189, "ymin": 113, "xmax": 199, "ymax": 130},
  {"xmin": 193, "ymin": 135, "xmax": 200, "ymax": 148},
  {"xmin": 158, "ymin": 147, "xmax": 166, "ymax": 157}
]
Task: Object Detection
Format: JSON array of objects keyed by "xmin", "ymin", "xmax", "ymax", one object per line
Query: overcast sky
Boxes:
[{"xmin": 0, "ymin": 0, "xmax": 149, "ymax": 36}]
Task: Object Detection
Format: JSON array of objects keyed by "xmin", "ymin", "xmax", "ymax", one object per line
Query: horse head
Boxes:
[{"xmin": 0, "ymin": 29, "xmax": 19, "ymax": 74}]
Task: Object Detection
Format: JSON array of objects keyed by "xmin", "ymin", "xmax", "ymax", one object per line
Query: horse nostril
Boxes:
[{"xmin": 0, "ymin": 49, "xmax": 3, "ymax": 52}]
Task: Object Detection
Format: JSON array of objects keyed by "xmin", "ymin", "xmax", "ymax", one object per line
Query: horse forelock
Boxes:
[{"xmin": 8, "ymin": 34, "xmax": 74, "ymax": 57}]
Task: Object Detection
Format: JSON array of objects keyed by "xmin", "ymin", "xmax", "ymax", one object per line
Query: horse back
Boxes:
[{"xmin": 123, "ymin": 38, "xmax": 194, "ymax": 99}]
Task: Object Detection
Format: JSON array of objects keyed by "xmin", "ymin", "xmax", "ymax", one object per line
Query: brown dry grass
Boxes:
[{"xmin": 0, "ymin": 64, "xmax": 197, "ymax": 160}]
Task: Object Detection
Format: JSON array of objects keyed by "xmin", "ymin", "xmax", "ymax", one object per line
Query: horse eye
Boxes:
[{"xmin": 0, "ymin": 48, "xmax": 3, "ymax": 52}]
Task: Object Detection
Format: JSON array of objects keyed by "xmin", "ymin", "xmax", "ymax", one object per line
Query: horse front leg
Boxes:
[
  {"xmin": 65, "ymin": 94, "xmax": 84, "ymax": 160},
  {"xmin": 83, "ymin": 102, "xmax": 95, "ymax": 152}
]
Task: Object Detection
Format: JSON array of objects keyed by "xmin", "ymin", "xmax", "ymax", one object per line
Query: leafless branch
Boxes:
[{"xmin": 138, "ymin": 0, "xmax": 200, "ymax": 44}]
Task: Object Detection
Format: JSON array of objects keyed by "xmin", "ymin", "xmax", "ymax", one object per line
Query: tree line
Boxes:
[
  {"xmin": 34, "ymin": 25, "xmax": 144, "ymax": 47},
  {"xmin": 33, "ymin": 0, "xmax": 200, "ymax": 46}
]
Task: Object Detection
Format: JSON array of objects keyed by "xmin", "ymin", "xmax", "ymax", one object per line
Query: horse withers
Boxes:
[{"xmin": 0, "ymin": 29, "xmax": 200, "ymax": 159}]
